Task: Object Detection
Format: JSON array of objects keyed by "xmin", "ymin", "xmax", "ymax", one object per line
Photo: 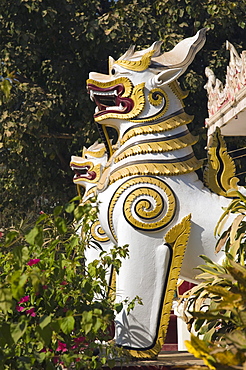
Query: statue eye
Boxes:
[{"xmin": 111, "ymin": 68, "xmax": 116, "ymax": 75}]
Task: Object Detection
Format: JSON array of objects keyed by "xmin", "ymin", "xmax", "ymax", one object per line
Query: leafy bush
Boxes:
[
  {"xmin": 182, "ymin": 192, "xmax": 246, "ymax": 370},
  {"xmin": 0, "ymin": 197, "xmax": 129, "ymax": 369}
]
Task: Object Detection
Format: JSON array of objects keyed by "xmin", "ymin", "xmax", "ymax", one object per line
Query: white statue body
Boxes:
[{"xmin": 84, "ymin": 29, "xmax": 242, "ymax": 357}]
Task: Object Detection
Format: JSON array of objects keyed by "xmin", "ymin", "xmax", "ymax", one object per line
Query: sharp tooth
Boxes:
[
  {"xmin": 94, "ymin": 91, "xmax": 115, "ymax": 96},
  {"xmin": 114, "ymin": 90, "xmax": 118, "ymax": 96},
  {"xmin": 105, "ymin": 103, "xmax": 125, "ymax": 111},
  {"xmin": 90, "ymin": 90, "xmax": 94, "ymax": 101},
  {"xmin": 95, "ymin": 106, "xmax": 99, "ymax": 113}
]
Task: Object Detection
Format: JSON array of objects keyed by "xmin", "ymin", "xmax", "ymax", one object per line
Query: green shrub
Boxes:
[
  {"xmin": 183, "ymin": 191, "xmax": 246, "ymax": 370},
  {"xmin": 0, "ymin": 197, "xmax": 130, "ymax": 369}
]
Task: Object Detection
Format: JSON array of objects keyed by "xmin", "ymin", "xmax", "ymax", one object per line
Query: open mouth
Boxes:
[
  {"xmin": 87, "ymin": 83, "xmax": 134, "ymax": 117},
  {"xmin": 70, "ymin": 164, "xmax": 96, "ymax": 182}
]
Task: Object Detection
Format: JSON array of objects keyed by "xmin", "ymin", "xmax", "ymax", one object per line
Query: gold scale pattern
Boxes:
[
  {"xmin": 114, "ymin": 132, "xmax": 198, "ymax": 163},
  {"xmin": 109, "ymin": 156, "xmax": 202, "ymax": 187},
  {"xmin": 120, "ymin": 111, "xmax": 194, "ymax": 145},
  {"xmin": 104, "ymin": 111, "xmax": 202, "ymax": 187}
]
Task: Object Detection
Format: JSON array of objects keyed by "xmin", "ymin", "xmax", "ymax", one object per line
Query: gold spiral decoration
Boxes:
[
  {"xmin": 90, "ymin": 220, "xmax": 110, "ymax": 243},
  {"xmin": 108, "ymin": 176, "xmax": 176, "ymax": 240},
  {"xmin": 125, "ymin": 187, "xmax": 164, "ymax": 222},
  {"xmin": 148, "ymin": 88, "xmax": 168, "ymax": 107},
  {"xmin": 123, "ymin": 185, "xmax": 175, "ymax": 231}
]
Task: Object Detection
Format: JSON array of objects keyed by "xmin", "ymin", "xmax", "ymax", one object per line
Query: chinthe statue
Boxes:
[{"xmin": 72, "ymin": 29, "xmax": 243, "ymax": 358}]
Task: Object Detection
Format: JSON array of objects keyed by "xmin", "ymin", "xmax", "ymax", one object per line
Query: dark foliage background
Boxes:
[{"xmin": 1, "ymin": 0, "xmax": 246, "ymax": 225}]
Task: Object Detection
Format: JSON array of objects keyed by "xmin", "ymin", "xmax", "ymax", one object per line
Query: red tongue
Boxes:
[{"xmin": 93, "ymin": 96, "xmax": 108, "ymax": 112}]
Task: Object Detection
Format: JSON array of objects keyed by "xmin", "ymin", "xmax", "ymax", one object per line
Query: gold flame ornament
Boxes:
[{"xmin": 114, "ymin": 50, "xmax": 155, "ymax": 71}]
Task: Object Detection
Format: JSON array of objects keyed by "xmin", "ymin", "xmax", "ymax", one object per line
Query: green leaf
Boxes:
[
  {"xmin": 29, "ymin": 270, "xmax": 42, "ymax": 292},
  {"xmin": 0, "ymin": 288, "xmax": 13, "ymax": 313},
  {"xmin": 59, "ymin": 316, "xmax": 75, "ymax": 334},
  {"xmin": 199, "ymin": 255, "xmax": 214, "ymax": 265},
  {"xmin": 114, "ymin": 302, "xmax": 123, "ymax": 314},
  {"xmin": 55, "ymin": 217, "xmax": 67, "ymax": 234},
  {"xmin": 227, "ymin": 260, "xmax": 246, "ymax": 281},
  {"xmin": 203, "ymin": 326, "xmax": 216, "ymax": 342},
  {"xmin": 74, "ymin": 204, "xmax": 86, "ymax": 221},
  {"xmin": 194, "ymin": 318, "xmax": 205, "ymax": 332},
  {"xmin": 213, "ymin": 349, "xmax": 242, "ymax": 366},
  {"xmin": 190, "ymin": 311, "xmax": 230, "ymax": 323},
  {"xmin": 197, "ymin": 265, "xmax": 221, "ymax": 275},
  {"xmin": 45, "ymin": 360, "xmax": 56, "ymax": 370},
  {"xmin": 34, "ymin": 350, "xmax": 46, "ymax": 364},
  {"xmin": 82, "ymin": 311, "xmax": 93, "ymax": 334},
  {"xmin": 228, "ymin": 236, "xmax": 243, "ymax": 259},
  {"xmin": 185, "ymin": 333, "xmax": 210, "ymax": 356},
  {"xmin": 11, "ymin": 320, "xmax": 27, "ymax": 343},
  {"xmin": 53, "ymin": 206, "xmax": 63, "ymax": 216},
  {"xmin": 36, "ymin": 324, "xmax": 52, "ymax": 346},
  {"xmin": 237, "ymin": 192, "xmax": 246, "ymax": 204},
  {"xmin": 0, "ymin": 79, "xmax": 12, "ymax": 99},
  {"xmin": 5, "ymin": 230, "xmax": 19, "ymax": 247},
  {"xmin": 0, "ymin": 322, "xmax": 14, "ymax": 346},
  {"xmin": 9, "ymin": 270, "xmax": 28, "ymax": 300},
  {"xmin": 65, "ymin": 202, "xmax": 75, "ymax": 213},
  {"xmin": 206, "ymin": 285, "xmax": 233, "ymax": 299},
  {"xmin": 68, "ymin": 235, "xmax": 79, "ymax": 249},
  {"xmin": 225, "ymin": 330, "xmax": 246, "ymax": 349},
  {"xmin": 84, "ymin": 322, "xmax": 93, "ymax": 335},
  {"xmin": 50, "ymin": 319, "xmax": 60, "ymax": 333},
  {"xmin": 39, "ymin": 315, "xmax": 52, "ymax": 330},
  {"xmin": 13, "ymin": 245, "xmax": 30, "ymax": 266},
  {"xmin": 93, "ymin": 317, "xmax": 103, "ymax": 332},
  {"xmin": 238, "ymin": 310, "xmax": 246, "ymax": 326},
  {"xmin": 36, "ymin": 213, "xmax": 49, "ymax": 224},
  {"xmin": 25, "ymin": 226, "xmax": 43, "ymax": 246}
]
